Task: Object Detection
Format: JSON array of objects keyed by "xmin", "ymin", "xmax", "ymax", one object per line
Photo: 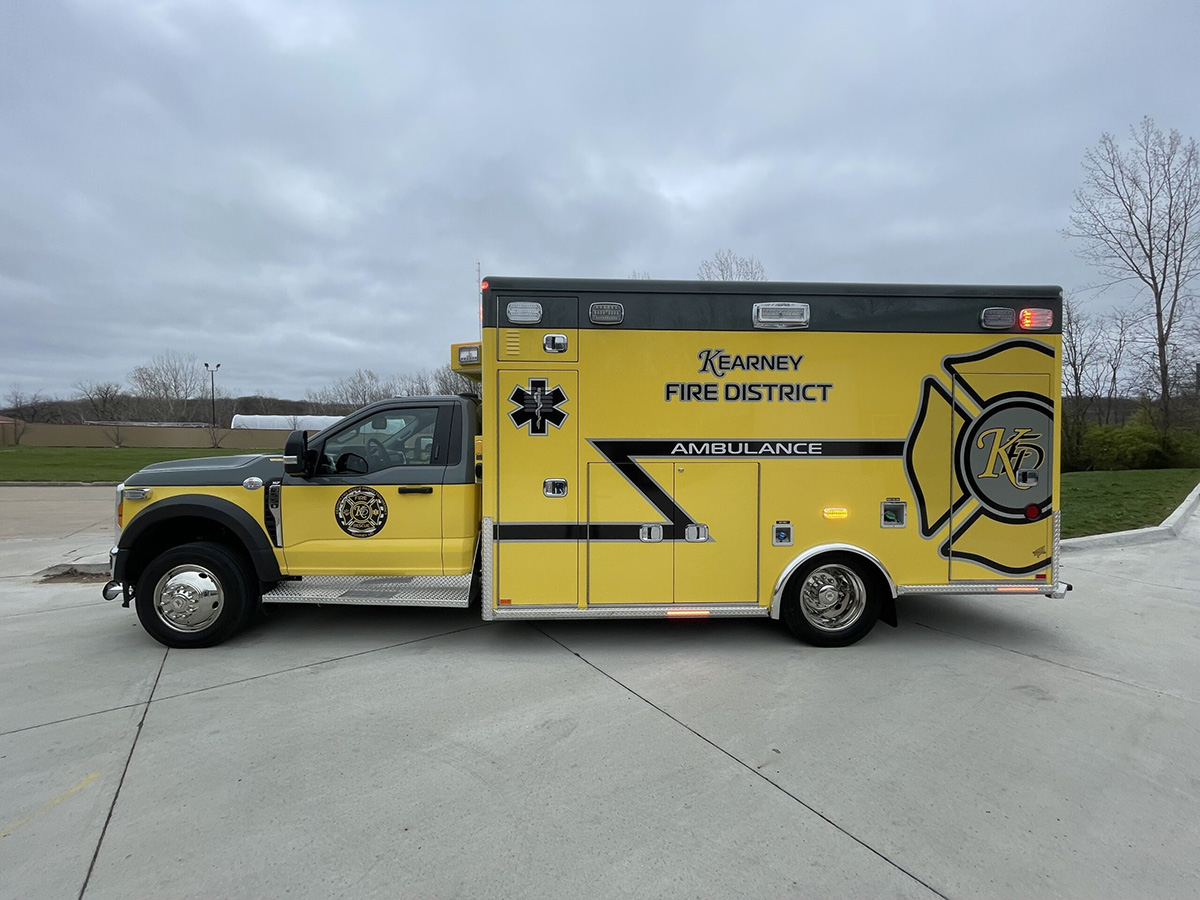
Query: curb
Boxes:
[
  {"xmin": 35, "ymin": 563, "xmax": 111, "ymax": 578},
  {"xmin": 1062, "ymin": 478, "xmax": 1200, "ymax": 552}
]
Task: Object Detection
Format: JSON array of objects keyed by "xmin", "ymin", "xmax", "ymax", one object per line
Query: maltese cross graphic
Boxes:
[{"xmin": 508, "ymin": 378, "xmax": 569, "ymax": 435}]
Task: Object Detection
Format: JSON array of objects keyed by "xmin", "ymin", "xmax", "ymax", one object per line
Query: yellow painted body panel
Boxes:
[
  {"xmin": 281, "ymin": 484, "xmax": 443, "ymax": 575},
  {"xmin": 497, "ymin": 328, "xmax": 579, "ymax": 363},
  {"xmin": 494, "ymin": 369, "xmax": 579, "ymax": 605},
  {"xmin": 483, "ymin": 325, "xmax": 1062, "ymax": 610},
  {"xmin": 674, "ymin": 462, "xmax": 759, "ymax": 603},
  {"xmin": 587, "ymin": 462, "xmax": 672, "ymax": 605},
  {"xmin": 441, "ymin": 483, "xmax": 481, "ymax": 574},
  {"xmin": 496, "ymin": 543, "xmax": 578, "ymax": 606}
]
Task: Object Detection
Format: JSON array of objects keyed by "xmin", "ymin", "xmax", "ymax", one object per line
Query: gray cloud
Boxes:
[{"xmin": 2, "ymin": 0, "xmax": 1198, "ymax": 399}]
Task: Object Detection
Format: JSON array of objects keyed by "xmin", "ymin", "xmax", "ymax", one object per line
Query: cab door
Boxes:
[{"xmin": 281, "ymin": 404, "xmax": 451, "ymax": 576}]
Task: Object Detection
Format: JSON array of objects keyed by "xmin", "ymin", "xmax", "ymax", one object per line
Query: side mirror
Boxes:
[
  {"xmin": 336, "ymin": 452, "xmax": 369, "ymax": 475},
  {"xmin": 283, "ymin": 430, "xmax": 309, "ymax": 476}
]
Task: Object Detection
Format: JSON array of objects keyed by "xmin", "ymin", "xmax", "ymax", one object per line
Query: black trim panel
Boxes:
[
  {"xmin": 495, "ymin": 522, "xmax": 678, "ymax": 542},
  {"xmin": 482, "ymin": 278, "xmax": 1062, "ymax": 333},
  {"xmin": 117, "ymin": 496, "xmax": 282, "ymax": 582}
]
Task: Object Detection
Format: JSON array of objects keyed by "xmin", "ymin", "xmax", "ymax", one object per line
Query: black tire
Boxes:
[
  {"xmin": 781, "ymin": 553, "xmax": 884, "ymax": 647},
  {"xmin": 135, "ymin": 542, "xmax": 258, "ymax": 648}
]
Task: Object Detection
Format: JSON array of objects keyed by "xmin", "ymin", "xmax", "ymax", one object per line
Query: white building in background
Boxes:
[{"xmin": 230, "ymin": 415, "xmax": 343, "ymax": 430}]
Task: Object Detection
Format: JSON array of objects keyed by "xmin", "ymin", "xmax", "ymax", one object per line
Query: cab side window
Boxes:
[{"xmin": 318, "ymin": 407, "xmax": 440, "ymax": 475}]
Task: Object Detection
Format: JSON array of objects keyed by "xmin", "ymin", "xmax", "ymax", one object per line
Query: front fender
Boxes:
[{"xmin": 114, "ymin": 495, "xmax": 282, "ymax": 584}]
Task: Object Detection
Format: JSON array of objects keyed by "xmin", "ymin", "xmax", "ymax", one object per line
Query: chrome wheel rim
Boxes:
[
  {"xmin": 153, "ymin": 565, "xmax": 224, "ymax": 633},
  {"xmin": 800, "ymin": 564, "xmax": 866, "ymax": 632}
]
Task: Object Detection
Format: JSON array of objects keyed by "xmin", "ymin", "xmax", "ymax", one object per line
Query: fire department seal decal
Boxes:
[{"xmin": 335, "ymin": 486, "xmax": 388, "ymax": 538}]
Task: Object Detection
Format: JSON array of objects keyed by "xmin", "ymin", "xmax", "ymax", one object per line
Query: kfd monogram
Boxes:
[{"xmin": 975, "ymin": 427, "xmax": 1045, "ymax": 487}]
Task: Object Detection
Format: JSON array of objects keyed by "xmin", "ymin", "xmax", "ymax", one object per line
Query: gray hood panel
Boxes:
[{"xmin": 124, "ymin": 454, "xmax": 284, "ymax": 487}]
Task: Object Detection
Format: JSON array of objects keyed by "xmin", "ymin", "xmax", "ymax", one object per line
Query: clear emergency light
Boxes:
[
  {"xmin": 506, "ymin": 301, "xmax": 542, "ymax": 324},
  {"xmin": 753, "ymin": 302, "xmax": 810, "ymax": 329}
]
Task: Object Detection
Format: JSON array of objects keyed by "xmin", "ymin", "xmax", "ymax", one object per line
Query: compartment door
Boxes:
[
  {"xmin": 950, "ymin": 374, "xmax": 1054, "ymax": 580},
  {"xmin": 586, "ymin": 462, "xmax": 673, "ymax": 605},
  {"xmin": 495, "ymin": 370, "xmax": 579, "ymax": 605},
  {"xmin": 674, "ymin": 462, "xmax": 759, "ymax": 603}
]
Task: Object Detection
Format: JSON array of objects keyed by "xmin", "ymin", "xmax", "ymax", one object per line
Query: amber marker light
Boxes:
[
  {"xmin": 822, "ymin": 507, "xmax": 849, "ymax": 520},
  {"xmin": 667, "ymin": 609, "xmax": 711, "ymax": 617},
  {"xmin": 997, "ymin": 586, "xmax": 1041, "ymax": 593}
]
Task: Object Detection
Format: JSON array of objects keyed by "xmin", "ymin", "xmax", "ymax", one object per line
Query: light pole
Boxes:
[{"xmin": 204, "ymin": 362, "xmax": 220, "ymax": 427}]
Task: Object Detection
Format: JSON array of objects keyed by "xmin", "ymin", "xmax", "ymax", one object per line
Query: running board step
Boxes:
[
  {"xmin": 487, "ymin": 603, "xmax": 769, "ymax": 620},
  {"xmin": 264, "ymin": 575, "xmax": 472, "ymax": 608}
]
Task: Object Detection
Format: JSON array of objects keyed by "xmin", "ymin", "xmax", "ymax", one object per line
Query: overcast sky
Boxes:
[{"xmin": 2, "ymin": 0, "xmax": 1198, "ymax": 401}]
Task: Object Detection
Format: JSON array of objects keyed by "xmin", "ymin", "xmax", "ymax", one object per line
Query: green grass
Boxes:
[
  {"xmin": 1060, "ymin": 469, "xmax": 1199, "ymax": 538},
  {"xmin": 0, "ymin": 446, "xmax": 276, "ymax": 483}
]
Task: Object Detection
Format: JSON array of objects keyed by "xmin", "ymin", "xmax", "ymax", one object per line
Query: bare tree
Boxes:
[
  {"xmin": 629, "ymin": 270, "xmax": 652, "ymax": 279},
  {"xmin": 1061, "ymin": 297, "xmax": 1103, "ymax": 466},
  {"xmin": 128, "ymin": 351, "xmax": 205, "ymax": 422},
  {"xmin": 306, "ymin": 369, "xmax": 402, "ymax": 412},
  {"xmin": 74, "ymin": 380, "xmax": 127, "ymax": 423},
  {"xmin": 430, "ymin": 364, "xmax": 481, "ymax": 397},
  {"xmin": 399, "ymin": 370, "xmax": 435, "ymax": 397},
  {"xmin": 697, "ymin": 249, "xmax": 766, "ymax": 281},
  {"xmin": 1097, "ymin": 307, "xmax": 1138, "ymax": 425},
  {"xmin": 1067, "ymin": 118, "xmax": 1200, "ymax": 432},
  {"xmin": 3, "ymin": 386, "xmax": 65, "ymax": 441}
]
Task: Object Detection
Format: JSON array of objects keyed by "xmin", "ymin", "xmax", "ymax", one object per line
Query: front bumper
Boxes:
[{"xmin": 105, "ymin": 546, "xmax": 133, "ymax": 607}]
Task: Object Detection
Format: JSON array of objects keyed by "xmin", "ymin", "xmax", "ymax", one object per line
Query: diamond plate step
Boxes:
[{"xmin": 263, "ymin": 575, "xmax": 472, "ymax": 608}]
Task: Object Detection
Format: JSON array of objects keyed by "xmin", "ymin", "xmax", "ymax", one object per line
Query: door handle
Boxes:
[
  {"xmin": 397, "ymin": 486, "xmax": 434, "ymax": 494},
  {"xmin": 639, "ymin": 524, "xmax": 663, "ymax": 543}
]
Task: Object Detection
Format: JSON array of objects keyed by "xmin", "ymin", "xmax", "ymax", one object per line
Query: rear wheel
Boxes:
[
  {"xmin": 781, "ymin": 553, "xmax": 883, "ymax": 647},
  {"xmin": 135, "ymin": 542, "xmax": 257, "ymax": 648}
]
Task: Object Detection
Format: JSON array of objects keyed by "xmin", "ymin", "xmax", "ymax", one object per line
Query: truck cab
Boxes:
[{"xmin": 108, "ymin": 394, "xmax": 481, "ymax": 647}]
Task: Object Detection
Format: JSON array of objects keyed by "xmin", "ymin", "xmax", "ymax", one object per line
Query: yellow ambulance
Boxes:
[{"xmin": 105, "ymin": 277, "xmax": 1070, "ymax": 648}]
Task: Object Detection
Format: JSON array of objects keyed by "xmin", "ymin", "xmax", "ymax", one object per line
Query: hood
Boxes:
[{"xmin": 124, "ymin": 454, "xmax": 285, "ymax": 487}]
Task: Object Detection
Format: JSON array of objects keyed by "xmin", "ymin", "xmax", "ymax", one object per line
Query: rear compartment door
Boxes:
[{"xmin": 950, "ymin": 374, "xmax": 1054, "ymax": 580}]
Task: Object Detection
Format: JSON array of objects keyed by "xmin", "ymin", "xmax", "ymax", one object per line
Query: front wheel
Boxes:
[
  {"xmin": 135, "ymin": 542, "xmax": 257, "ymax": 648},
  {"xmin": 781, "ymin": 554, "xmax": 883, "ymax": 647}
]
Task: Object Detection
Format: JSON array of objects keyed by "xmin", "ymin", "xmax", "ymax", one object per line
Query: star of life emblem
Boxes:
[{"xmin": 508, "ymin": 378, "xmax": 568, "ymax": 435}]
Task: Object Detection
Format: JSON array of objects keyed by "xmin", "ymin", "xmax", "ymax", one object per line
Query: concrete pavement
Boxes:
[{"xmin": 1, "ymin": 485, "xmax": 1198, "ymax": 898}]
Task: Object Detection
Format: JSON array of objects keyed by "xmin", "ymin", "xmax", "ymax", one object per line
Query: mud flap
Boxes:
[{"xmin": 880, "ymin": 593, "xmax": 898, "ymax": 628}]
